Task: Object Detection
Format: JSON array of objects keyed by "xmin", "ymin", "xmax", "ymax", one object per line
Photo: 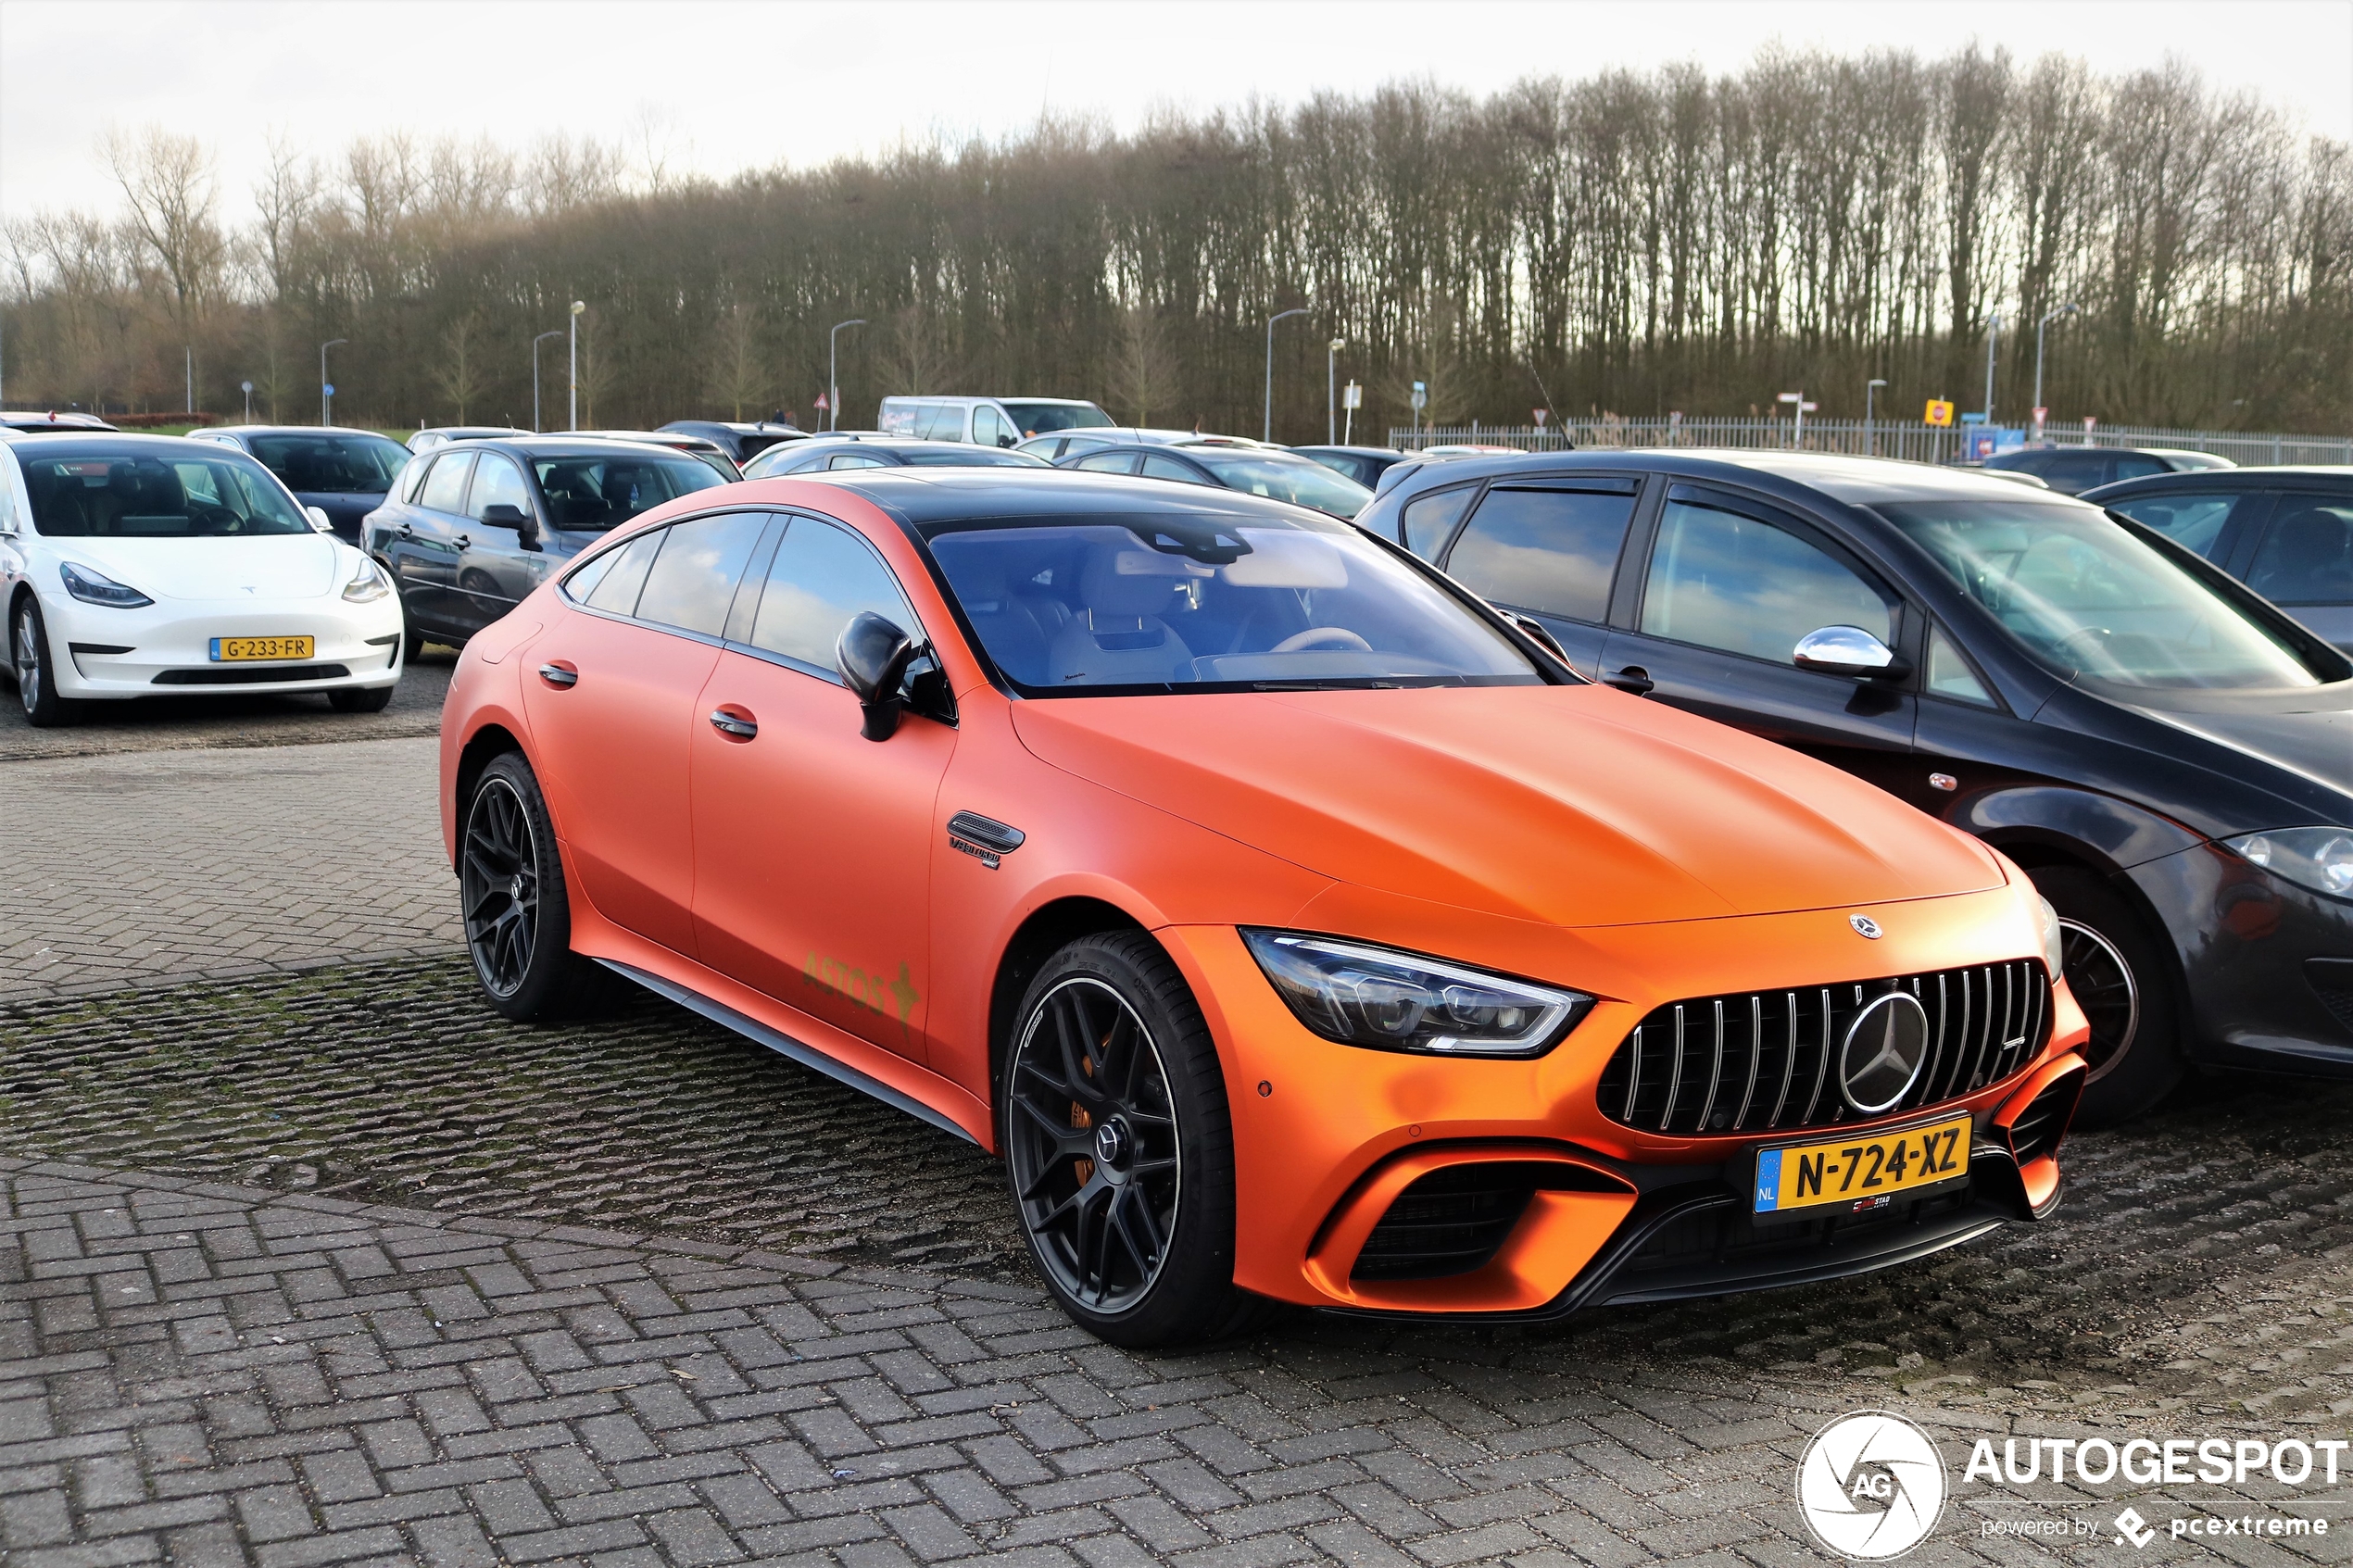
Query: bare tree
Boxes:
[
  {"xmin": 101, "ymin": 127, "xmax": 225, "ymax": 331},
  {"xmin": 705, "ymin": 299, "xmax": 771, "ymax": 420},
  {"xmin": 1109, "ymin": 303, "xmax": 1176, "ymax": 425}
]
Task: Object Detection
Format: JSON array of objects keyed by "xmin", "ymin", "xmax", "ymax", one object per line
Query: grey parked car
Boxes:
[
  {"xmin": 192, "ymin": 426, "xmax": 415, "ymax": 543},
  {"xmin": 1982, "ymin": 445, "xmax": 2233, "ymax": 495}
]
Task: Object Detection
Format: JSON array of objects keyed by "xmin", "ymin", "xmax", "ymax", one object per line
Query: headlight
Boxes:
[
  {"xmin": 2224, "ymin": 828, "xmax": 2353, "ymax": 900},
  {"xmin": 59, "ymin": 561, "xmax": 153, "ymax": 608},
  {"xmin": 341, "ymin": 557, "xmax": 393, "ymax": 603},
  {"xmin": 1240, "ymin": 929, "xmax": 1592, "ymax": 1057},
  {"xmin": 2036, "ymin": 894, "xmax": 2065, "ymax": 976}
]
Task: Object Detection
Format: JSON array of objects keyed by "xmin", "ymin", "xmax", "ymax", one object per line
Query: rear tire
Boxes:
[
  {"xmin": 459, "ymin": 751, "xmax": 614, "ymax": 1022},
  {"xmin": 401, "ymin": 623, "xmax": 426, "ymax": 664},
  {"xmin": 1001, "ymin": 931, "xmax": 1267, "ymax": 1348},
  {"xmin": 12, "ymin": 596, "xmax": 76, "ymax": 728},
  {"xmin": 2031, "ymin": 864, "xmax": 2183, "ymax": 1127},
  {"xmin": 330, "ymin": 685, "xmax": 395, "ymax": 713}
]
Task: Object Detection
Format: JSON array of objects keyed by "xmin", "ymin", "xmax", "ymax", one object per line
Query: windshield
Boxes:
[
  {"xmin": 21, "ymin": 442, "xmax": 311, "ymax": 536},
  {"xmin": 532, "ymin": 453, "xmax": 726, "ymax": 532},
  {"xmin": 1185, "ymin": 450, "xmax": 1372, "ymax": 519},
  {"xmin": 899, "ymin": 446, "xmax": 1046, "ymax": 468},
  {"xmin": 925, "ymin": 511, "xmax": 1541, "ymax": 694},
  {"xmin": 1876, "ymin": 500, "xmax": 2322, "ymax": 690},
  {"xmin": 247, "ymin": 433, "xmax": 409, "ymax": 494},
  {"xmin": 1001, "ymin": 401, "xmax": 1113, "ymax": 436}
]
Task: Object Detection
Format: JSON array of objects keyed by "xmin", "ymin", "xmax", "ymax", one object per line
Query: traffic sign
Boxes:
[
  {"xmin": 321, "ymin": 383, "xmax": 335, "ymax": 397},
  {"xmin": 1341, "ymin": 382, "xmax": 1361, "ymax": 409},
  {"xmin": 1924, "ymin": 399, "xmax": 1954, "ymax": 427},
  {"xmin": 1410, "ymin": 381, "xmax": 1427, "ymax": 412},
  {"xmin": 1533, "ymin": 408, "xmax": 1548, "ymax": 427}
]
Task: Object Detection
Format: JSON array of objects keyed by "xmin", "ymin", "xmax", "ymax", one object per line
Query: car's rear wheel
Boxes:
[
  {"xmin": 459, "ymin": 752, "xmax": 610, "ymax": 1021},
  {"xmin": 1001, "ymin": 932, "xmax": 1265, "ymax": 1348},
  {"xmin": 12, "ymin": 596, "xmax": 76, "ymax": 728},
  {"xmin": 2031, "ymin": 864, "xmax": 2183, "ymax": 1127},
  {"xmin": 330, "ymin": 685, "xmax": 395, "ymax": 713}
]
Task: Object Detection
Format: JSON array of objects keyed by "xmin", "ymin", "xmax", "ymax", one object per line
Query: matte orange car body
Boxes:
[{"xmin": 442, "ymin": 472, "xmax": 2090, "ymax": 1321}]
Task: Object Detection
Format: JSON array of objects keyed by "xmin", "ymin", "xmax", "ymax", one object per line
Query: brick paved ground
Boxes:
[{"xmin": 0, "ymin": 737, "xmax": 458, "ymax": 998}]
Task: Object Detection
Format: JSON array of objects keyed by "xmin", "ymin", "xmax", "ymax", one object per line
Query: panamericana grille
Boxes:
[{"xmin": 1596, "ymin": 960, "xmax": 2050, "ymax": 1137}]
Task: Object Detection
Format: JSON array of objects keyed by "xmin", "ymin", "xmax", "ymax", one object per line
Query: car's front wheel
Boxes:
[
  {"xmin": 12, "ymin": 596, "xmax": 75, "ymax": 728},
  {"xmin": 330, "ymin": 685, "xmax": 395, "ymax": 713},
  {"xmin": 1001, "ymin": 932, "xmax": 1265, "ymax": 1347},
  {"xmin": 2032, "ymin": 864, "xmax": 2183, "ymax": 1126},
  {"xmin": 459, "ymin": 751, "xmax": 610, "ymax": 1021}
]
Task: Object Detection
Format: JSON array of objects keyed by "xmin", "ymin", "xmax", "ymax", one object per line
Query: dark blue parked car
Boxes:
[
  {"xmin": 192, "ymin": 426, "xmax": 414, "ymax": 543},
  {"xmin": 360, "ymin": 436, "xmax": 728, "ymax": 659}
]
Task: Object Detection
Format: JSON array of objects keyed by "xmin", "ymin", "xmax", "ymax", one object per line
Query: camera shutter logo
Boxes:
[{"xmin": 1796, "ymin": 1411, "xmax": 1946, "ymax": 1560}]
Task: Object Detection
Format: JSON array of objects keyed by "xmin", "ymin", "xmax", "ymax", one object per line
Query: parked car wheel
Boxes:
[
  {"xmin": 12, "ymin": 596, "xmax": 76, "ymax": 728},
  {"xmin": 1002, "ymin": 932, "xmax": 1265, "ymax": 1347},
  {"xmin": 330, "ymin": 685, "xmax": 395, "ymax": 713},
  {"xmin": 2031, "ymin": 865, "xmax": 2183, "ymax": 1126},
  {"xmin": 460, "ymin": 752, "xmax": 610, "ymax": 1021}
]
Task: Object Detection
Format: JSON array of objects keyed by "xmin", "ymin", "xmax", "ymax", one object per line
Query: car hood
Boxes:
[
  {"xmin": 1011, "ymin": 684, "xmax": 2005, "ymax": 928},
  {"xmin": 54, "ymin": 533, "xmax": 345, "ymax": 601},
  {"xmin": 2143, "ymin": 701, "xmax": 2353, "ymax": 820}
]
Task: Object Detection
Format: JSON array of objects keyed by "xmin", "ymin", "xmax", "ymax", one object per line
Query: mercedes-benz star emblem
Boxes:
[
  {"xmin": 1849, "ymin": 914, "xmax": 1882, "ymax": 939},
  {"xmin": 1839, "ymin": 992, "xmax": 1931, "ymax": 1114}
]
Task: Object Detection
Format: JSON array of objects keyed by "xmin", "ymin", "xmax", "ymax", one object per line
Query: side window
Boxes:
[
  {"xmin": 916, "ymin": 404, "xmax": 963, "ymax": 442},
  {"xmin": 1641, "ymin": 497, "xmax": 1893, "ymax": 663},
  {"xmin": 1400, "ymin": 485, "xmax": 1475, "ymax": 558},
  {"xmin": 829, "ymin": 452, "xmax": 888, "ymax": 470},
  {"xmin": 747, "ymin": 518, "xmax": 920, "ymax": 678},
  {"xmin": 1442, "ymin": 485, "xmax": 1637, "ymax": 624},
  {"xmin": 632, "ymin": 510, "xmax": 768, "ymax": 635},
  {"xmin": 2245, "ymin": 502, "xmax": 2353, "ymax": 607},
  {"xmin": 2112, "ymin": 455, "xmax": 2166, "ymax": 481},
  {"xmin": 973, "ymin": 407, "xmax": 1002, "ymax": 446},
  {"xmin": 467, "ymin": 455, "xmax": 532, "ymax": 521},
  {"xmin": 578, "ymin": 528, "xmax": 665, "ymax": 616},
  {"xmin": 419, "ymin": 452, "xmax": 473, "ymax": 514},
  {"xmin": 2107, "ymin": 492, "xmax": 2243, "ymax": 559},
  {"xmin": 1074, "ymin": 451, "xmax": 1139, "ymax": 474},
  {"xmin": 1139, "ymin": 454, "xmax": 1207, "ymax": 483},
  {"xmin": 1925, "ymin": 627, "xmax": 1997, "ymax": 708}
]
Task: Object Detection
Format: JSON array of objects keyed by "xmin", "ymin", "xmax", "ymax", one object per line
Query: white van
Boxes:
[{"xmin": 877, "ymin": 395, "xmax": 1114, "ymax": 448}]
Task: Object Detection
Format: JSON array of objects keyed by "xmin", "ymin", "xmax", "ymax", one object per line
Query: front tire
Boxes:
[
  {"xmin": 330, "ymin": 684, "xmax": 395, "ymax": 713},
  {"xmin": 1001, "ymin": 932, "xmax": 1264, "ymax": 1347},
  {"xmin": 12, "ymin": 596, "xmax": 76, "ymax": 728},
  {"xmin": 2031, "ymin": 864, "xmax": 2183, "ymax": 1127},
  {"xmin": 459, "ymin": 752, "xmax": 610, "ymax": 1021}
]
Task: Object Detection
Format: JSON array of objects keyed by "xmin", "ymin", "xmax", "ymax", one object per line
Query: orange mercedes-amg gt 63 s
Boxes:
[{"xmin": 439, "ymin": 469, "xmax": 2089, "ymax": 1346}]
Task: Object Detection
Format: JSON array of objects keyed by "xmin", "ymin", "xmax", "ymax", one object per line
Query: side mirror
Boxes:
[
  {"xmin": 306, "ymin": 506, "xmax": 334, "ymax": 533},
  {"xmin": 483, "ymin": 503, "xmax": 541, "ymax": 549},
  {"xmin": 1505, "ymin": 612, "xmax": 1568, "ymax": 663},
  {"xmin": 837, "ymin": 611, "xmax": 922, "ymax": 742},
  {"xmin": 1793, "ymin": 624, "xmax": 1908, "ymax": 679}
]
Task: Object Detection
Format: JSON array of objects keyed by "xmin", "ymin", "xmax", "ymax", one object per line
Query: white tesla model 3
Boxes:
[{"xmin": 0, "ymin": 432, "xmax": 405, "ymax": 727}]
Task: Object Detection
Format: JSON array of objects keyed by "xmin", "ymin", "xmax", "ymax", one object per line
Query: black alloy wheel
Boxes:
[
  {"xmin": 1002, "ymin": 932, "xmax": 1265, "ymax": 1347},
  {"xmin": 458, "ymin": 751, "xmax": 611, "ymax": 1022},
  {"xmin": 2059, "ymin": 919, "xmax": 2140, "ymax": 1082},
  {"xmin": 2031, "ymin": 864, "xmax": 2183, "ymax": 1127},
  {"xmin": 13, "ymin": 596, "xmax": 72, "ymax": 727}
]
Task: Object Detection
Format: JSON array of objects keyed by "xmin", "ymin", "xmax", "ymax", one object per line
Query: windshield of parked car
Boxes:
[
  {"xmin": 246, "ymin": 433, "xmax": 409, "ymax": 494},
  {"xmin": 530, "ymin": 453, "xmax": 726, "ymax": 531},
  {"xmin": 1183, "ymin": 450, "xmax": 1372, "ymax": 519},
  {"xmin": 1876, "ymin": 499, "xmax": 2323, "ymax": 690},
  {"xmin": 898, "ymin": 446, "xmax": 1047, "ymax": 468},
  {"xmin": 20, "ymin": 442, "xmax": 312, "ymax": 536},
  {"xmin": 1001, "ymin": 401, "xmax": 1114, "ymax": 435},
  {"xmin": 925, "ymin": 511, "xmax": 1541, "ymax": 694}
]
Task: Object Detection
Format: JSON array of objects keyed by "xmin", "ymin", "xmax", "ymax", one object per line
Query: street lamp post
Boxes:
[
  {"xmin": 1264, "ymin": 307, "xmax": 1307, "ymax": 444},
  {"xmin": 320, "ymin": 338, "xmax": 346, "ymax": 426},
  {"xmin": 1864, "ymin": 378, "xmax": 1887, "ymax": 457},
  {"xmin": 1326, "ymin": 338, "xmax": 1345, "ymax": 446},
  {"xmin": 532, "ymin": 330, "xmax": 563, "ymax": 433},
  {"xmin": 567, "ymin": 302, "xmax": 585, "ymax": 430},
  {"xmin": 2034, "ymin": 302, "xmax": 2079, "ymax": 441},
  {"xmin": 1981, "ymin": 311, "xmax": 2000, "ymax": 427},
  {"xmin": 828, "ymin": 319, "xmax": 867, "ymax": 432}
]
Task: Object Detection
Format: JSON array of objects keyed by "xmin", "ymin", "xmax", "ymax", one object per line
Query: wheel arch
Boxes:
[
  {"xmin": 987, "ymin": 896, "xmax": 1151, "ymax": 1107},
  {"xmin": 454, "ymin": 721, "xmax": 526, "ymax": 828}
]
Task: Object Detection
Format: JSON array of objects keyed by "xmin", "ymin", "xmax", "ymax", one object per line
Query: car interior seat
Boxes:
[
  {"xmin": 2249, "ymin": 506, "xmax": 2353, "ymax": 603},
  {"xmin": 1045, "ymin": 547, "xmax": 1197, "ymax": 684}
]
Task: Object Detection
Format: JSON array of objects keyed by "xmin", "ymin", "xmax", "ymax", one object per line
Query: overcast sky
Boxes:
[{"xmin": 4, "ymin": 0, "xmax": 2348, "ymax": 221}]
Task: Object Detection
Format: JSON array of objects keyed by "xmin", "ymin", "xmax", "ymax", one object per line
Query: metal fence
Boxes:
[{"xmin": 1387, "ymin": 418, "xmax": 2353, "ymax": 467}]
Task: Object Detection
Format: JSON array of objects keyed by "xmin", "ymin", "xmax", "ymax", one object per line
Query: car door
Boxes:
[
  {"xmin": 689, "ymin": 511, "xmax": 955, "ymax": 1065},
  {"xmin": 522, "ymin": 513, "xmax": 764, "ymax": 957},
  {"xmin": 1436, "ymin": 476, "xmax": 1642, "ymax": 677},
  {"xmin": 452, "ymin": 451, "xmax": 551, "ymax": 633},
  {"xmin": 389, "ymin": 451, "xmax": 472, "ymax": 633},
  {"xmin": 1600, "ymin": 483, "xmax": 1916, "ymax": 792},
  {"xmin": 2237, "ymin": 488, "xmax": 2353, "ymax": 651}
]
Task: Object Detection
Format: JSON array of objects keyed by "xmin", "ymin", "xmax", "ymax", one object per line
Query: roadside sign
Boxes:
[
  {"xmin": 1924, "ymin": 399, "xmax": 1954, "ymax": 426},
  {"xmin": 321, "ymin": 383, "xmax": 335, "ymax": 397},
  {"xmin": 1341, "ymin": 382, "xmax": 1361, "ymax": 409},
  {"xmin": 2032, "ymin": 406, "xmax": 2048, "ymax": 422},
  {"xmin": 241, "ymin": 381, "xmax": 254, "ymax": 394},
  {"xmin": 1410, "ymin": 381, "xmax": 1427, "ymax": 412},
  {"xmin": 815, "ymin": 393, "xmax": 829, "ymax": 411},
  {"xmin": 1959, "ymin": 411, "xmax": 1986, "ymax": 425},
  {"xmin": 2083, "ymin": 416, "xmax": 2097, "ymax": 433},
  {"xmin": 1533, "ymin": 408, "xmax": 1547, "ymax": 427}
]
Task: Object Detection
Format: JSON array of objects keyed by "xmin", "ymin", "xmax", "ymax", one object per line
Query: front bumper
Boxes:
[{"xmin": 43, "ymin": 589, "xmax": 404, "ymax": 697}]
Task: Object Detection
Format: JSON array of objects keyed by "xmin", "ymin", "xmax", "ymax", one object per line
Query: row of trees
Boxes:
[{"xmin": 5, "ymin": 46, "xmax": 2348, "ymax": 440}]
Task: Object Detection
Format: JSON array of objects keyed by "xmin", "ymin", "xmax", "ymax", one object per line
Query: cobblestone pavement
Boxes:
[
  {"xmin": 0, "ymin": 650, "xmax": 453, "ymax": 764},
  {"xmin": 0, "ymin": 738, "xmax": 458, "ymax": 998}
]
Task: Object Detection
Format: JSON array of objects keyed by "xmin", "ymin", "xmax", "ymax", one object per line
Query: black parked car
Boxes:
[
  {"xmin": 2082, "ymin": 466, "xmax": 2353, "ymax": 655},
  {"xmin": 1292, "ymin": 444, "xmax": 1416, "ymax": 490},
  {"xmin": 193, "ymin": 425, "xmax": 413, "ymax": 542},
  {"xmin": 1982, "ymin": 445, "xmax": 2233, "ymax": 495},
  {"xmin": 656, "ymin": 420, "xmax": 806, "ymax": 465},
  {"xmin": 1356, "ymin": 448, "xmax": 2353, "ymax": 1124},
  {"xmin": 1057, "ymin": 441, "xmax": 1374, "ymax": 520},
  {"xmin": 740, "ymin": 436, "xmax": 1049, "ymax": 477},
  {"xmin": 361, "ymin": 437, "xmax": 727, "ymax": 658}
]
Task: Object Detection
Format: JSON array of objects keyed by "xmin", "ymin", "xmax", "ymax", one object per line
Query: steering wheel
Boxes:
[
  {"xmin": 190, "ymin": 503, "xmax": 242, "ymax": 533},
  {"xmin": 2055, "ymin": 625, "xmax": 2113, "ymax": 655},
  {"xmin": 1271, "ymin": 626, "xmax": 1373, "ymax": 654}
]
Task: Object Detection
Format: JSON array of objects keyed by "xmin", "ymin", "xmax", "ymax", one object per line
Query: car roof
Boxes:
[
  {"xmin": 1292, "ymin": 445, "xmax": 1405, "ymax": 458},
  {"xmin": 2082, "ymin": 465, "xmax": 2353, "ymax": 500},
  {"xmin": 755, "ymin": 466, "xmax": 1332, "ymax": 528},
  {"xmin": 0, "ymin": 430, "xmax": 259, "ymax": 454},
  {"xmin": 890, "ymin": 395, "xmax": 1101, "ymax": 408},
  {"xmin": 447, "ymin": 436, "xmax": 726, "ymax": 459},
  {"xmin": 1383, "ymin": 446, "xmax": 2093, "ymax": 508},
  {"xmin": 661, "ymin": 419, "xmax": 803, "ymax": 434},
  {"xmin": 199, "ymin": 424, "xmax": 399, "ymax": 439},
  {"xmin": 0, "ymin": 411, "xmax": 117, "ymax": 431}
]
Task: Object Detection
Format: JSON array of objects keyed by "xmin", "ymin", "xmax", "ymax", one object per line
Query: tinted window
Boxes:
[
  {"xmin": 420, "ymin": 452, "xmax": 474, "ymax": 513},
  {"xmin": 1074, "ymin": 451, "xmax": 1138, "ymax": 474},
  {"xmin": 916, "ymin": 404, "xmax": 964, "ymax": 441},
  {"xmin": 533, "ymin": 454, "xmax": 723, "ymax": 532},
  {"xmin": 21, "ymin": 445, "xmax": 312, "ymax": 538},
  {"xmin": 900, "ymin": 446, "xmax": 1045, "ymax": 468},
  {"xmin": 577, "ymin": 529, "xmax": 664, "ymax": 616},
  {"xmin": 1139, "ymin": 454, "xmax": 1208, "ymax": 483},
  {"xmin": 1400, "ymin": 485, "xmax": 1474, "ymax": 558},
  {"xmin": 1926, "ymin": 627, "xmax": 1996, "ymax": 707},
  {"xmin": 2107, "ymin": 492, "xmax": 2241, "ymax": 558},
  {"xmin": 2245, "ymin": 502, "xmax": 2353, "ymax": 607},
  {"xmin": 247, "ymin": 433, "xmax": 409, "ymax": 494},
  {"xmin": 973, "ymin": 407, "xmax": 1003, "ymax": 446},
  {"xmin": 748, "ymin": 518, "xmax": 920, "ymax": 675},
  {"xmin": 1444, "ymin": 487, "xmax": 1635, "ymax": 623},
  {"xmin": 1186, "ymin": 450, "xmax": 1370, "ymax": 519},
  {"xmin": 1642, "ymin": 498, "xmax": 1891, "ymax": 661},
  {"xmin": 829, "ymin": 452, "xmax": 888, "ymax": 470},
  {"xmin": 1000, "ymin": 401, "xmax": 1113, "ymax": 435},
  {"xmin": 632, "ymin": 510, "xmax": 768, "ymax": 634},
  {"xmin": 467, "ymin": 455, "xmax": 533, "ymax": 521},
  {"xmin": 2112, "ymin": 455, "xmax": 2166, "ymax": 480}
]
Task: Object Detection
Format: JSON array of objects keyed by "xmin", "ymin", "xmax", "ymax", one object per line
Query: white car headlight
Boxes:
[
  {"xmin": 2036, "ymin": 895, "xmax": 2065, "ymax": 976},
  {"xmin": 341, "ymin": 556, "xmax": 393, "ymax": 603},
  {"xmin": 2224, "ymin": 828, "xmax": 2353, "ymax": 900},
  {"xmin": 1241, "ymin": 929, "xmax": 1592, "ymax": 1057},
  {"xmin": 59, "ymin": 561, "xmax": 153, "ymax": 608}
]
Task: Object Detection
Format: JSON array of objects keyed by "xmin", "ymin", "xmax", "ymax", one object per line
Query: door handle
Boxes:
[
  {"xmin": 708, "ymin": 708, "xmax": 757, "ymax": 739},
  {"xmin": 396, "ymin": 522, "xmax": 414, "ymax": 539},
  {"xmin": 537, "ymin": 663, "xmax": 578, "ymax": 688},
  {"xmin": 1604, "ymin": 665, "xmax": 1655, "ymax": 696},
  {"xmin": 454, "ymin": 533, "xmax": 472, "ymax": 550}
]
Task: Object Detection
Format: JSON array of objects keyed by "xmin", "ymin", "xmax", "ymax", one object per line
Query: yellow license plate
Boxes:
[
  {"xmin": 1754, "ymin": 1114, "xmax": 1970, "ymax": 1215},
  {"xmin": 211, "ymin": 635, "xmax": 314, "ymax": 662}
]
